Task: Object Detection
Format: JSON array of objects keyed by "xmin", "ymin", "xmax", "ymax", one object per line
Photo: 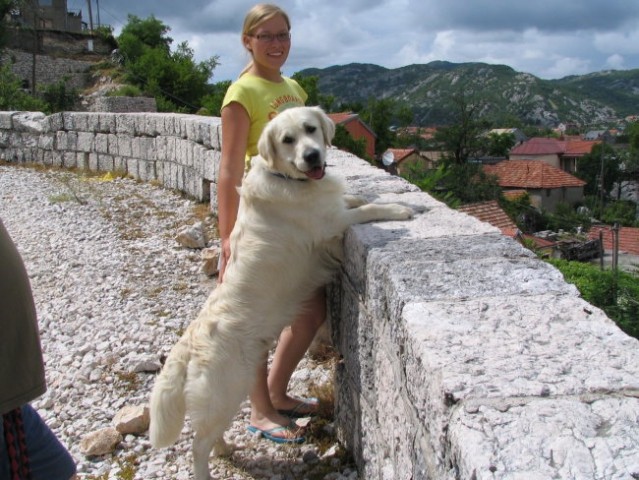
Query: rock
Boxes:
[
  {"xmin": 113, "ymin": 405, "xmax": 150, "ymax": 435},
  {"xmin": 79, "ymin": 427, "xmax": 122, "ymax": 456},
  {"xmin": 201, "ymin": 246, "xmax": 220, "ymax": 277},
  {"xmin": 176, "ymin": 222, "xmax": 206, "ymax": 249},
  {"xmin": 131, "ymin": 356, "xmax": 162, "ymax": 373}
]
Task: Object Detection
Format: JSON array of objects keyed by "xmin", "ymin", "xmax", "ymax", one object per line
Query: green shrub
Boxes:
[
  {"xmin": 0, "ymin": 64, "xmax": 47, "ymax": 111},
  {"xmin": 106, "ymin": 84, "xmax": 143, "ymax": 97},
  {"xmin": 548, "ymin": 259, "xmax": 639, "ymax": 338},
  {"xmin": 40, "ymin": 78, "xmax": 79, "ymax": 113}
]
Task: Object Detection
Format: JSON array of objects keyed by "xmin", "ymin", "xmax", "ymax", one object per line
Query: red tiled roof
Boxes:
[
  {"xmin": 563, "ymin": 140, "xmax": 599, "ymax": 157},
  {"xmin": 458, "ymin": 200, "xmax": 518, "ymax": 235},
  {"xmin": 510, "ymin": 137, "xmax": 564, "ymax": 155},
  {"xmin": 510, "ymin": 137, "xmax": 599, "ymax": 157},
  {"xmin": 483, "ymin": 160, "xmax": 586, "ymax": 189},
  {"xmin": 588, "ymin": 225, "xmax": 639, "ymax": 255},
  {"xmin": 327, "ymin": 112, "xmax": 357, "ymax": 125}
]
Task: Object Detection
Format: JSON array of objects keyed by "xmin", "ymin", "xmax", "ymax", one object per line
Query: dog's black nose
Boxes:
[{"xmin": 303, "ymin": 148, "xmax": 321, "ymax": 166}]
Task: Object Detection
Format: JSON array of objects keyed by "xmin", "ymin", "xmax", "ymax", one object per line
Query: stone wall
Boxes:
[
  {"xmin": 88, "ymin": 97, "xmax": 158, "ymax": 113},
  {"xmin": 2, "ymin": 110, "xmax": 638, "ymax": 479},
  {"xmin": 2, "ymin": 48, "xmax": 95, "ymax": 90}
]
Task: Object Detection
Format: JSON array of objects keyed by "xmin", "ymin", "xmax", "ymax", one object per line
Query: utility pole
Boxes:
[
  {"xmin": 599, "ymin": 136, "xmax": 606, "ymax": 211},
  {"xmin": 96, "ymin": 0, "xmax": 100, "ymax": 27},
  {"xmin": 30, "ymin": 1, "xmax": 38, "ymax": 95},
  {"xmin": 86, "ymin": 0, "xmax": 93, "ymax": 31}
]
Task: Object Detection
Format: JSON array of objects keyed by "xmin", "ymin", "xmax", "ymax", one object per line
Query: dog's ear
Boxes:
[
  {"xmin": 257, "ymin": 120, "xmax": 277, "ymax": 163},
  {"xmin": 314, "ymin": 107, "xmax": 335, "ymax": 146}
]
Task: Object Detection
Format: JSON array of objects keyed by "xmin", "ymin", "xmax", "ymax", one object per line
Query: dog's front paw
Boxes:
[
  {"xmin": 344, "ymin": 194, "xmax": 368, "ymax": 208},
  {"xmin": 387, "ymin": 204, "xmax": 413, "ymax": 220}
]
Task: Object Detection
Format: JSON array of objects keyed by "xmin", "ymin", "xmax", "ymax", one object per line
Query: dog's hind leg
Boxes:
[{"xmin": 192, "ymin": 424, "xmax": 226, "ymax": 480}]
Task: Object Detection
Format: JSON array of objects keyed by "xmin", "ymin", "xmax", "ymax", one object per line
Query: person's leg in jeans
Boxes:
[{"xmin": 1, "ymin": 404, "xmax": 77, "ymax": 480}]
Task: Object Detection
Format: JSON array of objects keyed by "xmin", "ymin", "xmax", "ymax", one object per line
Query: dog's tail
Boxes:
[{"xmin": 149, "ymin": 335, "xmax": 190, "ymax": 448}]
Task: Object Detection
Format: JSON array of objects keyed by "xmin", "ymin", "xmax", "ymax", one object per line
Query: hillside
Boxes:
[{"xmin": 298, "ymin": 62, "xmax": 639, "ymax": 127}]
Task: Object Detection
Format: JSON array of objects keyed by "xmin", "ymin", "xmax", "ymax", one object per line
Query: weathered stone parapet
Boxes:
[
  {"xmin": 1, "ymin": 111, "xmax": 638, "ymax": 479},
  {"xmin": 0, "ymin": 111, "xmax": 221, "ymax": 203}
]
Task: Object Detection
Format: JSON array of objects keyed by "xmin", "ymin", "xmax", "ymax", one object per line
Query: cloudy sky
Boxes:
[{"xmin": 70, "ymin": 0, "xmax": 639, "ymax": 83}]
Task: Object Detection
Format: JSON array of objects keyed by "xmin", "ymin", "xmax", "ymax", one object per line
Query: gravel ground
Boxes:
[{"xmin": 0, "ymin": 163, "xmax": 358, "ymax": 480}]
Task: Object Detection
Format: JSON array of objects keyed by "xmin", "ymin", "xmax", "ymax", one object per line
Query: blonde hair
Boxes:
[{"xmin": 239, "ymin": 3, "xmax": 291, "ymax": 77}]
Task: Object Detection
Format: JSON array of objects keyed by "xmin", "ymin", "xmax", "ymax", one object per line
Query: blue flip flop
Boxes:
[
  {"xmin": 247, "ymin": 424, "xmax": 305, "ymax": 444},
  {"xmin": 277, "ymin": 397, "xmax": 319, "ymax": 418}
]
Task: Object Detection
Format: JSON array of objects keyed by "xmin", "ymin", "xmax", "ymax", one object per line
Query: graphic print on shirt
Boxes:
[{"xmin": 269, "ymin": 94, "xmax": 304, "ymax": 120}]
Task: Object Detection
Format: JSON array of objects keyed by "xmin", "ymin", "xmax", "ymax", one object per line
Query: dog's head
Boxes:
[{"xmin": 257, "ymin": 106, "xmax": 335, "ymax": 180}]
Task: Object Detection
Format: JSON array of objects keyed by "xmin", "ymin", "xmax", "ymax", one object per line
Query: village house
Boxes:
[
  {"xmin": 9, "ymin": 0, "xmax": 84, "ymax": 32},
  {"xmin": 483, "ymin": 160, "xmax": 586, "ymax": 212},
  {"xmin": 381, "ymin": 147, "xmax": 434, "ymax": 176},
  {"xmin": 509, "ymin": 137, "xmax": 599, "ymax": 174},
  {"xmin": 327, "ymin": 112, "xmax": 376, "ymax": 159}
]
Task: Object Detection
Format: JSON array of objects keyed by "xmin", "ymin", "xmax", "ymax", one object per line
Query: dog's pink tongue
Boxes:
[{"xmin": 305, "ymin": 167, "xmax": 325, "ymax": 180}]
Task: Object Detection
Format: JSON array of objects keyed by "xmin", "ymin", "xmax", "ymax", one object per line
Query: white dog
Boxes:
[{"xmin": 149, "ymin": 106, "xmax": 412, "ymax": 480}]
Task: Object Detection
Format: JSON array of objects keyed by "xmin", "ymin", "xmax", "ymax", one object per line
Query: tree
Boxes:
[
  {"xmin": 292, "ymin": 72, "xmax": 319, "ymax": 106},
  {"xmin": 362, "ymin": 98, "xmax": 396, "ymax": 155},
  {"xmin": 434, "ymin": 90, "xmax": 490, "ymax": 165},
  {"xmin": 116, "ymin": 15, "xmax": 218, "ymax": 113},
  {"xmin": 486, "ymin": 131, "xmax": 516, "ymax": 157},
  {"xmin": 332, "ymin": 124, "xmax": 368, "ymax": 160},
  {"xmin": 117, "ymin": 15, "xmax": 172, "ymax": 63},
  {"xmin": 40, "ymin": 76, "xmax": 79, "ymax": 113},
  {"xmin": 0, "ymin": 0, "xmax": 18, "ymax": 49},
  {"xmin": 626, "ymin": 121, "xmax": 639, "ymax": 172},
  {"xmin": 199, "ymin": 80, "xmax": 231, "ymax": 116},
  {"xmin": 0, "ymin": 64, "xmax": 46, "ymax": 111},
  {"xmin": 575, "ymin": 142, "xmax": 621, "ymax": 198},
  {"xmin": 292, "ymin": 72, "xmax": 336, "ymax": 111}
]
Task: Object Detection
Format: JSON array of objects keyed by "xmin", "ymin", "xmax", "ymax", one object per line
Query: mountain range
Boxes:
[{"xmin": 298, "ymin": 62, "xmax": 639, "ymax": 128}]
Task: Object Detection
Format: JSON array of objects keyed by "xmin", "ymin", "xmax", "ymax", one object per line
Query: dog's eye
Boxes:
[
  {"xmin": 305, "ymin": 125, "xmax": 317, "ymax": 134},
  {"xmin": 282, "ymin": 135, "xmax": 295, "ymax": 144}
]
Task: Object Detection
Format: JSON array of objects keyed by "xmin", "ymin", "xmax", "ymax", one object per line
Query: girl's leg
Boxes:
[{"xmin": 268, "ymin": 287, "xmax": 326, "ymax": 411}]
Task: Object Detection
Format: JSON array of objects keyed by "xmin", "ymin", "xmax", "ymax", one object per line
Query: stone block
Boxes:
[
  {"xmin": 115, "ymin": 114, "xmax": 136, "ymax": 135},
  {"xmin": 97, "ymin": 113, "xmax": 117, "ymax": 133},
  {"xmin": 117, "ymin": 135, "xmax": 132, "ymax": 158},
  {"xmin": 202, "ymin": 148, "xmax": 220, "ymax": 181},
  {"xmin": 88, "ymin": 152, "xmax": 99, "ymax": 171},
  {"xmin": 61, "ymin": 151, "xmax": 75, "ymax": 168},
  {"xmin": 113, "ymin": 156, "xmax": 127, "ymax": 173},
  {"xmin": 107, "ymin": 134, "xmax": 118, "ymax": 155},
  {"xmin": 46, "ymin": 113, "xmax": 64, "ymax": 132},
  {"xmin": 127, "ymin": 158, "xmax": 139, "ymax": 179},
  {"xmin": 448, "ymin": 397, "xmax": 639, "ymax": 479},
  {"xmin": 98, "ymin": 154, "xmax": 114, "ymax": 173},
  {"xmin": 12, "ymin": 112, "xmax": 46, "ymax": 133},
  {"xmin": 38, "ymin": 133, "xmax": 55, "ymax": 150},
  {"xmin": 0, "ymin": 111, "xmax": 14, "ymax": 129},
  {"xmin": 94, "ymin": 133, "xmax": 109, "ymax": 154},
  {"xmin": 77, "ymin": 131, "xmax": 95, "ymax": 152},
  {"xmin": 138, "ymin": 160, "xmax": 156, "ymax": 182}
]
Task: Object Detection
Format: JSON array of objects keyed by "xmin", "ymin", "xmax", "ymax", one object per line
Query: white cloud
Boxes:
[
  {"xmin": 96, "ymin": 0, "xmax": 639, "ymax": 82},
  {"xmin": 605, "ymin": 54, "xmax": 625, "ymax": 70}
]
